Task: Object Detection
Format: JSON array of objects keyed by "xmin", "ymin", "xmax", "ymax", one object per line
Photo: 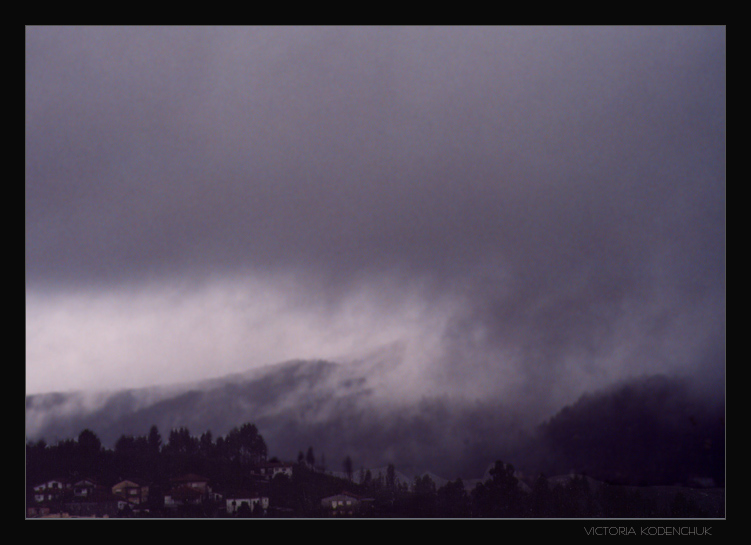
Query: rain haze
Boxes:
[{"xmin": 26, "ymin": 26, "xmax": 725, "ymax": 436}]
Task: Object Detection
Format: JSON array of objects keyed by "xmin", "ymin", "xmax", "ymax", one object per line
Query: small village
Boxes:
[
  {"xmin": 26, "ymin": 423, "xmax": 722, "ymax": 518},
  {"xmin": 28, "ymin": 465, "xmax": 377, "ymax": 518},
  {"xmin": 25, "ymin": 423, "xmax": 432, "ymax": 518}
]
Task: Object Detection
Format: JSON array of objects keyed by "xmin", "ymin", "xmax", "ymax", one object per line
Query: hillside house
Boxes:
[
  {"xmin": 255, "ymin": 461, "xmax": 294, "ymax": 479},
  {"xmin": 225, "ymin": 491, "xmax": 270, "ymax": 516},
  {"xmin": 164, "ymin": 474, "xmax": 214, "ymax": 510},
  {"xmin": 164, "ymin": 485, "xmax": 204, "ymax": 509},
  {"xmin": 33, "ymin": 479, "xmax": 71, "ymax": 503},
  {"xmin": 169, "ymin": 473, "xmax": 210, "ymax": 494},
  {"xmin": 112, "ymin": 478, "xmax": 150, "ymax": 505},
  {"xmin": 320, "ymin": 491, "xmax": 373, "ymax": 517},
  {"xmin": 32, "ymin": 478, "xmax": 70, "ymax": 502},
  {"xmin": 72, "ymin": 478, "xmax": 98, "ymax": 498}
]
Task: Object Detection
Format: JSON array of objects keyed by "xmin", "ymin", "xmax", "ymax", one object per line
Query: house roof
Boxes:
[
  {"xmin": 321, "ymin": 491, "xmax": 363, "ymax": 502},
  {"xmin": 44, "ymin": 477, "xmax": 70, "ymax": 485},
  {"xmin": 113, "ymin": 478, "xmax": 149, "ymax": 488},
  {"xmin": 33, "ymin": 478, "xmax": 70, "ymax": 490}
]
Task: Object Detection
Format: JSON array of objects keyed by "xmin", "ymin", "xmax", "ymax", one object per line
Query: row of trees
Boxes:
[
  {"xmin": 27, "ymin": 425, "xmax": 711, "ymax": 518},
  {"xmin": 26, "ymin": 423, "xmax": 268, "ymax": 495},
  {"xmin": 320, "ymin": 460, "xmax": 709, "ymax": 518}
]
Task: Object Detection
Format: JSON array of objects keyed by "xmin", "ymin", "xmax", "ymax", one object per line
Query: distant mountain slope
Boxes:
[
  {"xmin": 531, "ymin": 375, "xmax": 725, "ymax": 486},
  {"xmin": 25, "ymin": 357, "xmax": 530, "ymax": 479},
  {"xmin": 26, "ymin": 362, "xmax": 724, "ymax": 486},
  {"xmin": 26, "ymin": 359, "xmax": 345, "ymax": 447}
]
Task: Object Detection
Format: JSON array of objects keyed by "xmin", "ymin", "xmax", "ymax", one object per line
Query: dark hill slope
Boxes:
[
  {"xmin": 531, "ymin": 375, "xmax": 724, "ymax": 486},
  {"xmin": 26, "ymin": 363, "xmax": 723, "ymax": 485},
  {"xmin": 26, "ymin": 359, "xmax": 529, "ymax": 479}
]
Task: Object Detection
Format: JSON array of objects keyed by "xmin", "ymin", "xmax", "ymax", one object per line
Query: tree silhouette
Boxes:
[
  {"xmin": 343, "ymin": 455, "xmax": 353, "ymax": 481},
  {"xmin": 386, "ymin": 463, "xmax": 397, "ymax": 490},
  {"xmin": 305, "ymin": 446, "xmax": 315, "ymax": 468},
  {"xmin": 225, "ymin": 423, "xmax": 267, "ymax": 465},
  {"xmin": 319, "ymin": 452, "xmax": 326, "ymax": 472},
  {"xmin": 437, "ymin": 479, "xmax": 470, "ymax": 517},
  {"xmin": 77, "ymin": 429, "xmax": 101, "ymax": 456},
  {"xmin": 529, "ymin": 473, "xmax": 553, "ymax": 517},
  {"xmin": 411, "ymin": 474, "xmax": 437, "ymax": 517},
  {"xmin": 473, "ymin": 460, "xmax": 523, "ymax": 517},
  {"xmin": 199, "ymin": 431, "xmax": 213, "ymax": 457},
  {"xmin": 166, "ymin": 427, "xmax": 197, "ymax": 455},
  {"xmin": 362, "ymin": 468, "xmax": 373, "ymax": 489},
  {"xmin": 147, "ymin": 425, "xmax": 162, "ymax": 455},
  {"xmin": 77, "ymin": 429, "xmax": 103, "ymax": 475},
  {"xmin": 236, "ymin": 501, "xmax": 252, "ymax": 518}
]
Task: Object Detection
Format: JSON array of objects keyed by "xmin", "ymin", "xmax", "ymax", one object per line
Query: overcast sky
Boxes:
[{"xmin": 26, "ymin": 26, "xmax": 725, "ymax": 415}]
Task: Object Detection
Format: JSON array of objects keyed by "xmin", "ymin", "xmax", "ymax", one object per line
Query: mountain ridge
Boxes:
[{"xmin": 26, "ymin": 358, "xmax": 724, "ymax": 485}]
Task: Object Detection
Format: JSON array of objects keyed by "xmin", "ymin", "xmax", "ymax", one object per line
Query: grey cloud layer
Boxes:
[{"xmin": 26, "ymin": 27, "xmax": 725, "ymax": 403}]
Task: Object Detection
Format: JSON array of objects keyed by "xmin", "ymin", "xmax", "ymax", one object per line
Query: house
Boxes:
[
  {"xmin": 72, "ymin": 478, "xmax": 98, "ymax": 498},
  {"xmin": 35, "ymin": 478, "xmax": 70, "ymax": 491},
  {"xmin": 32, "ymin": 478, "xmax": 70, "ymax": 502},
  {"xmin": 320, "ymin": 491, "xmax": 372, "ymax": 517},
  {"xmin": 112, "ymin": 478, "xmax": 150, "ymax": 505},
  {"xmin": 255, "ymin": 461, "xmax": 294, "ymax": 479},
  {"xmin": 225, "ymin": 490, "xmax": 270, "ymax": 516},
  {"xmin": 164, "ymin": 474, "xmax": 212, "ymax": 510},
  {"xmin": 164, "ymin": 485, "xmax": 204, "ymax": 509},
  {"xmin": 169, "ymin": 473, "xmax": 210, "ymax": 494}
]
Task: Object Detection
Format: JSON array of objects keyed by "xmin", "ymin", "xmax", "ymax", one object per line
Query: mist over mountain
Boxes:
[
  {"xmin": 25, "ymin": 357, "xmax": 724, "ymax": 486},
  {"xmin": 26, "ymin": 356, "xmax": 523, "ymax": 479},
  {"xmin": 26, "ymin": 28, "xmax": 724, "ymax": 503}
]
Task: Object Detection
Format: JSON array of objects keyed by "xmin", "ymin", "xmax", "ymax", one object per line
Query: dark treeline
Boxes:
[
  {"xmin": 26, "ymin": 424, "xmax": 718, "ymax": 518},
  {"xmin": 26, "ymin": 370, "xmax": 724, "ymax": 490},
  {"xmin": 26, "ymin": 424, "xmax": 266, "ymax": 500},
  {"xmin": 533, "ymin": 375, "xmax": 725, "ymax": 488}
]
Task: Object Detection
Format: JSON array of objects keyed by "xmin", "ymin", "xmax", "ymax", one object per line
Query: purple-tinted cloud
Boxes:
[{"xmin": 26, "ymin": 26, "xmax": 725, "ymax": 411}]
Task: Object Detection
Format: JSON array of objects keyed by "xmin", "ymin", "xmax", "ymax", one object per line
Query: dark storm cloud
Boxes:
[{"xmin": 26, "ymin": 26, "xmax": 724, "ymax": 404}]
